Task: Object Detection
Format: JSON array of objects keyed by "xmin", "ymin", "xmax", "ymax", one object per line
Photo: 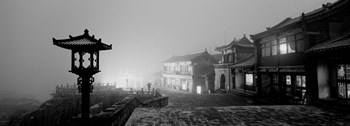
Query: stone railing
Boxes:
[
  {"xmin": 139, "ymin": 89, "xmax": 168, "ymax": 107},
  {"xmin": 69, "ymin": 89, "xmax": 169, "ymax": 126},
  {"xmin": 70, "ymin": 96, "xmax": 141, "ymax": 126},
  {"xmin": 141, "ymin": 95, "xmax": 168, "ymax": 107}
]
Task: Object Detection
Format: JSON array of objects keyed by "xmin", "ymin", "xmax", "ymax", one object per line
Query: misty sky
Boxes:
[{"xmin": 0, "ymin": 0, "xmax": 336, "ymax": 101}]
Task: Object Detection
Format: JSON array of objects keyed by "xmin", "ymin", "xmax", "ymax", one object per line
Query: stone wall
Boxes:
[
  {"xmin": 19, "ymin": 91, "xmax": 127, "ymax": 126},
  {"xmin": 141, "ymin": 96, "xmax": 169, "ymax": 107},
  {"xmin": 70, "ymin": 96, "xmax": 141, "ymax": 126},
  {"xmin": 69, "ymin": 89, "xmax": 169, "ymax": 126}
]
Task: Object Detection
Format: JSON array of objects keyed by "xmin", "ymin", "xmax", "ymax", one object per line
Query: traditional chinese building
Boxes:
[
  {"xmin": 161, "ymin": 50, "xmax": 220, "ymax": 94},
  {"xmin": 304, "ymin": 2, "xmax": 350, "ymax": 105},
  {"xmin": 230, "ymin": 54, "xmax": 256, "ymax": 94},
  {"xmin": 213, "ymin": 35, "xmax": 255, "ymax": 92},
  {"xmin": 251, "ymin": 0, "xmax": 350, "ymax": 104}
]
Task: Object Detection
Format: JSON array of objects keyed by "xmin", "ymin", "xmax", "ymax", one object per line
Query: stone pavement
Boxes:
[{"xmin": 126, "ymin": 105, "xmax": 350, "ymax": 126}]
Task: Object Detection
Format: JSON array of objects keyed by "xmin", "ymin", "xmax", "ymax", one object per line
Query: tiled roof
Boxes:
[
  {"xmin": 163, "ymin": 51, "xmax": 220, "ymax": 63},
  {"xmin": 231, "ymin": 54, "xmax": 255, "ymax": 68},
  {"xmin": 211, "ymin": 53, "xmax": 223, "ymax": 62},
  {"xmin": 53, "ymin": 29, "xmax": 112, "ymax": 51},
  {"xmin": 306, "ymin": 32, "xmax": 350, "ymax": 53},
  {"xmin": 215, "ymin": 36, "xmax": 254, "ymax": 51},
  {"xmin": 269, "ymin": 17, "xmax": 300, "ymax": 30},
  {"xmin": 251, "ymin": 0, "xmax": 350, "ymax": 39},
  {"xmin": 59, "ymin": 38, "xmax": 96, "ymax": 45},
  {"xmin": 163, "ymin": 52, "xmax": 203, "ymax": 63}
]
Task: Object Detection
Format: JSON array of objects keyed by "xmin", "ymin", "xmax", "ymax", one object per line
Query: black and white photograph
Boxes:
[{"xmin": 1, "ymin": 0, "xmax": 350, "ymax": 125}]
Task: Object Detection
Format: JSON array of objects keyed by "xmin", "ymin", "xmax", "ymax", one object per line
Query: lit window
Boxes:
[
  {"xmin": 286, "ymin": 75, "xmax": 291, "ymax": 85},
  {"xmin": 337, "ymin": 64, "xmax": 350, "ymax": 99},
  {"xmin": 265, "ymin": 42, "xmax": 271, "ymax": 56},
  {"xmin": 296, "ymin": 76, "xmax": 302, "ymax": 87},
  {"xmin": 302, "ymin": 76, "xmax": 306, "ymax": 87},
  {"xmin": 245, "ymin": 74, "xmax": 254, "ymax": 86},
  {"xmin": 181, "ymin": 79, "xmax": 187, "ymax": 90},
  {"xmin": 279, "ymin": 37, "xmax": 287, "ymax": 54},
  {"xmin": 196, "ymin": 86, "xmax": 201, "ymax": 94},
  {"xmin": 338, "ymin": 82, "xmax": 346, "ymax": 98},
  {"xmin": 280, "ymin": 43, "xmax": 287, "ymax": 54},
  {"xmin": 288, "ymin": 41, "xmax": 295, "ymax": 53},
  {"xmin": 261, "ymin": 44, "xmax": 265, "ymax": 57},
  {"xmin": 338, "ymin": 65, "xmax": 346, "ymax": 79},
  {"xmin": 287, "ymin": 35, "xmax": 296, "ymax": 53},
  {"xmin": 271, "ymin": 40, "xmax": 277, "ymax": 55},
  {"xmin": 296, "ymin": 75, "xmax": 306, "ymax": 87},
  {"xmin": 295, "ymin": 75, "xmax": 307, "ymax": 104}
]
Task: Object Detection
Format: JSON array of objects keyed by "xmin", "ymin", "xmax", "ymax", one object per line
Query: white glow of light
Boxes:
[
  {"xmin": 196, "ymin": 86, "xmax": 201, "ymax": 94},
  {"xmin": 280, "ymin": 43, "xmax": 287, "ymax": 54}
]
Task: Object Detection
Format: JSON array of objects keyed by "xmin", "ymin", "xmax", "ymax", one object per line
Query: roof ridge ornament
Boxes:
[
  {"xmin": 301, "ymin": 12, "xmax": 306, "ymax": 21},
  {"xmin": 84, "ymin": 29, "xmax": 89, "ymax": 35}
]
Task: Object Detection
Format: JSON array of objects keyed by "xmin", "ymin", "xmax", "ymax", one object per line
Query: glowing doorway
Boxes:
[{"xmin": 197, "ymin": 86, "xmax": 202, "ymax": 94}]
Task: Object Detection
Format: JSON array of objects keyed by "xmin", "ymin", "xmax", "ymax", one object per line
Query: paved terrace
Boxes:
[
  {"xmin": 126, "ymin": 89, "xmax": 350, "ymax": 126},
  {"xmin": 127, "ymin": 105, "xmax": 350, "ymax": 126}
]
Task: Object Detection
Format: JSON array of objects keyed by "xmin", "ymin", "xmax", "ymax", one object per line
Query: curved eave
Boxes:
[
  {"xmin": 306, "ymin": 42, "xmax": 350, "ymax": 55},
  {"xmin": 235, "ymin": 44, "xmax": 254, "ymax": 48},
  {"xmin": 251, "ymin": 0, "xmax": 349, "ymax": 40},
  {"xmin": 251, "ymin": 22, "xmax": 301, "ymax": 40},
  {"xmin": 215, "ymin": 43, "xmax": 254, "ymax": 52},
  {"xmin": 53, "ymin": 42, "xmax": 112, "ymax": 51},
  {"xmin": 52, "ymin": 29, "xmax": 112, "ymax": 51},
  {"xmin": 215, "ymin": 46, "xmax": 229, "ymax": 52},
  {"xmin": 305, "ymin": 1, "xmax": 350, "ymax": 24},
  {"xmin": 306, "ymin": 45, "xmax": 350, "ymax": 55}
]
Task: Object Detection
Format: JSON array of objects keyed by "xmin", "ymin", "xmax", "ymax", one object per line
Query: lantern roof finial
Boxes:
[{"xmin": 84, "ymin": 29, "xmax": 89, "ymax": 35}]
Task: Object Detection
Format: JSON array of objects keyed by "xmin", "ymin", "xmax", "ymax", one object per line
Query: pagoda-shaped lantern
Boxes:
[{"xmin": 53, "ymin": 29, "xmax": 112, "ymax": 119}]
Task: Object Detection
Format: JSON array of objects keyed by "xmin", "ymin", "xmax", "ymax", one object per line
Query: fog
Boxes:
[{"xmin": 0, "ymin": 0, "xmax": 336, "ymax": 101}]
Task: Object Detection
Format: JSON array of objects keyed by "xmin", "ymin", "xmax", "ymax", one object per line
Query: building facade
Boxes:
[
  {"xmin": 231, "ymin": 54, "xmax": 256, "ymax": 94},
  {"xmin": 213, "ymin": 35, "xmax": 255, "ymax": 92},
  {"xmin": 251, "ymin": 0, "xmax": 350, "ymax": 104},
  {"xmin": 162, "ymin": 50, "xmax": 219, "ymax": 94}
]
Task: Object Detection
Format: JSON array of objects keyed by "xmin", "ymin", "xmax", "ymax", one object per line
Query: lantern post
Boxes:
[{"xmin": 53, "ymin": 29, "xmax": 112, "ymax": 119}]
